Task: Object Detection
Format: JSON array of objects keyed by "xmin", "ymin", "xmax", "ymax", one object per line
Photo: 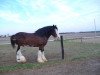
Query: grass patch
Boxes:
[
  {"xmin": 0, "ymin": 60, "xmax": 63, "ymax": 72},
  {"xmin": 0, "ymin": 63, "xmax": 33, "ymax": 72},
  {"xmin": 63, "ymin": 41, "xmax": 100, "ymax": 60},
  {"xmin": 0, "ymin": 41, "xmax": 100, "ymax": 72}
]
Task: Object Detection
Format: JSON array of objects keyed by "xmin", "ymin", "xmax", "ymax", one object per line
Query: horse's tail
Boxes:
[{"xmin": 10, "ymin": 35, "xmax": 16, "ymax": 48}]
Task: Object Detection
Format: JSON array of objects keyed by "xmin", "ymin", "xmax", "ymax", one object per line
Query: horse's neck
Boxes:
[
  {"xmin": 39, "ymin": 32, "xmax": 50, "ymax": 40},
  {"xmin": 34, "ymin": 32, "xmax": 51, "ymax": 39},
  {"xmin": 34, "ymin": 28, "xmax": 52, "ymax": 39},
  {"xmin": 46, "ymin": 34, "xmax": 51, "ymax": 40}
]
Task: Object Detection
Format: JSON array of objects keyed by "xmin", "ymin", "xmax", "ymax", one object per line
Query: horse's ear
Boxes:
[{"xmin": 53, "ymin": 24, "xmax": 56, "ymax": 27}]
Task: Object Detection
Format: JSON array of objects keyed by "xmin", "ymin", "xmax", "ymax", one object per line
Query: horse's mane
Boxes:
[{"xmin": 34, "ymin": 26, "xmax": 53, "ymax": 37}]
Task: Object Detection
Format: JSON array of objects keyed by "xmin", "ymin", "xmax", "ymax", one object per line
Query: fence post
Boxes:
[
  {"xmin": 60, "ymin": 36, "xmax": 64, "ymax": 59},
  {"xmin": 81, "ymin": 37, "xmax": 83, "ymax": 43}
]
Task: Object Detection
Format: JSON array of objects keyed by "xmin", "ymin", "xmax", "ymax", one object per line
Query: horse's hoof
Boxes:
[
  {"xmin": 37, "ymin": 59, "xmax": 44, "ymax": 63},
  {"xmin": 17, "ymin": 56, "xmax": 26, "ymax": 63},
  {"xmin": 45, "ymin": 59, "xmax": 48, "ymax": 62},
  {"xmin": 43, "ymin": 59, "xmax": 48, "ymax": 62}
]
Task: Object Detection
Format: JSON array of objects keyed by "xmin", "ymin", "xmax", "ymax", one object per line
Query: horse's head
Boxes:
[
  {"xmin": 34, "ymin": 25, "xmax": 60, "ymax": 39},
  {"xmin": 51, "ymin": 25, "xmax": 60, "ymax": 38}
]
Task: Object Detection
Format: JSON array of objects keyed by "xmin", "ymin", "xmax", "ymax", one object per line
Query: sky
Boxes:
[{"xmin": 0, "ymin": 0, "xmax": 100, "ymax": 35}]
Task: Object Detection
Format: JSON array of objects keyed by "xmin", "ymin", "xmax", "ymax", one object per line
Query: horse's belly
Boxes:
[
  {"xmin": 17, "ymin": 37, "xmax": 46, "ymax": 47},
  {"xmin": 22, "ymin": 39, "xmax": 44, "ymax": 47}
]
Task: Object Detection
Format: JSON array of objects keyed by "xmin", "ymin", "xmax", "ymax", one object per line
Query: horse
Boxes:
[{"xmin": 10, "ymin": 25, "xmax": 60, "ymax": 63}]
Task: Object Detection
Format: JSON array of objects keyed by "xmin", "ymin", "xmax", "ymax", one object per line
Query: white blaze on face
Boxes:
[{"xmin": 55, "ymin": 29, "xmax": 60, "ymax": 38}]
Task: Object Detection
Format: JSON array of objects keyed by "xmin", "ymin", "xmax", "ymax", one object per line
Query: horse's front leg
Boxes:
[
  {"xmin": 37, "ymin": 47, "xmax": 47, "ymax": 63},
  {"xmin": 41, "ymin": 50, "xmax": 48, "ymax": 62}
]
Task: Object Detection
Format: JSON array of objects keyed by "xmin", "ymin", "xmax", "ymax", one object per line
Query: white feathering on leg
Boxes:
[
  {"xmin": 41, "ymin": 51, "xmax": 47, "ymax": 62},
  {"xmin": 37, "ymin": 50, "xmax": 44, "ymax": 63},
  {"xmin": 16, "ymin": 50, "xmax": 26, "ymax": 63}
]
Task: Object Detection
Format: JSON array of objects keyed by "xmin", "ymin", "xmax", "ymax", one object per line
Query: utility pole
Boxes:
[{"xmin": 94, "ymin": 19, "xmax": 96, "ymax": 37}]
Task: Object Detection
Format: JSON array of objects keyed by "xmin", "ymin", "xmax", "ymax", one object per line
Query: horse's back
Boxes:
[
  {"xmin": 11, "ymin": 32, "xmax": 47, "ymax": 47},
  {"xmin": 14, "ymin": 32, "xmax": 33, "ymax": 38}
]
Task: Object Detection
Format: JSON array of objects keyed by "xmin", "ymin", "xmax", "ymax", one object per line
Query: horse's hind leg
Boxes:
[{"xmin": 16, "ymin": 45, "xmax": 26, "ymax": 63}]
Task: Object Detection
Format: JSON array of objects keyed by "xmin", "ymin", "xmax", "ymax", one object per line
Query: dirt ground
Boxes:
[{"xmin": 1, "ymin": 57, "xmax": 100, "ymax": 75}]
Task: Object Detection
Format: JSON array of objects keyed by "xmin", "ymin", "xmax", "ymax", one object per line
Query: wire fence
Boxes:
[
  {"xmin": 60, "ymin": 32, "xmax": 100, "ymax": 44},
  {"xmin": 0, "ymin": 32, "xmax": 100, "ymax": 66}
]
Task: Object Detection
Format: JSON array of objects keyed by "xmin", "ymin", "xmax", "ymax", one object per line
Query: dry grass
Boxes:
[{"xmin": 0, "ymin": 40, "xmax": 100, "ymax": 72}]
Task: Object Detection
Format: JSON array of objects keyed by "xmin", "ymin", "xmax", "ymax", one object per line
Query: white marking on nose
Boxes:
[{"xmin": 55, "ymin": 29, "xmax": 60, "ymax": 38}]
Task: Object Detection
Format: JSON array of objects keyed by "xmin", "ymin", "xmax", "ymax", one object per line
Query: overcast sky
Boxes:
[{"xmin": 0, "ymin": 0, "xmax": 100, "ymax": 35}]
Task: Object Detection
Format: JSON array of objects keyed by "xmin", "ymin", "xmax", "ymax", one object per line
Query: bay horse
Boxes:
[{"xmin": 10, "ymin": 25, "xmax": 60, "ymax": 63}]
